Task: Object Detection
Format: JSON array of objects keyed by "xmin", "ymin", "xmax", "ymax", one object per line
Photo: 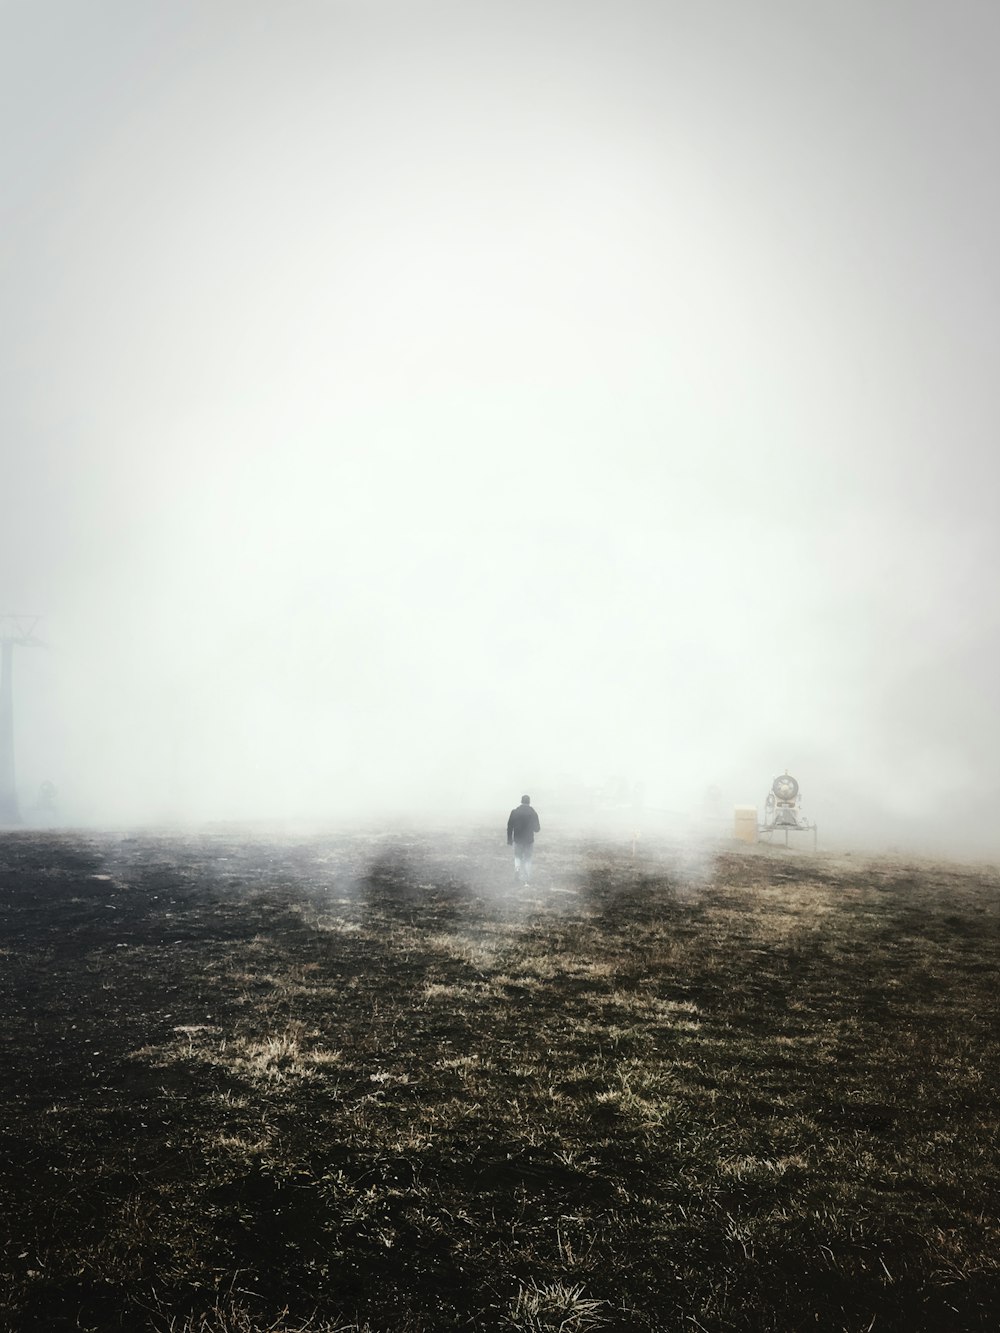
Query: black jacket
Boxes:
[{"xmin": 507, "ymin": 804, "xmax": 540, "ymax": 845}]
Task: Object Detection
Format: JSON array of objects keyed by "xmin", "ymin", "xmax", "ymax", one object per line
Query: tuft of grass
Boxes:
[{"xmin": 502, "ymin": 1280, "xmax": 609, "ymax": 1332}]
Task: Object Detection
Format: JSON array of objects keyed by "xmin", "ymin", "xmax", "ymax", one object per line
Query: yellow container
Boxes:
[{"xmin": 734, "ymin": 806, "xmax": 759, "ymax": 844}]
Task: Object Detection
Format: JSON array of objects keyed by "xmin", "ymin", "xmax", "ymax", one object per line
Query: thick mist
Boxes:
[{"xmin": 2, "ymin": 1, "xmax": 998, "ymax": 851}]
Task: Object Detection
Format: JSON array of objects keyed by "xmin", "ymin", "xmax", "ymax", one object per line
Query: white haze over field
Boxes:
[{"xmin": 2, "ymin": 0, "xmax": 998, "ymax": 849}]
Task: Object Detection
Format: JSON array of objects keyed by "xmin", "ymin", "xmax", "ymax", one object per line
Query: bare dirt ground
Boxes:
[{"xmin": 0, "ymin": 827, "xmax": 998, "ymax": 1332}]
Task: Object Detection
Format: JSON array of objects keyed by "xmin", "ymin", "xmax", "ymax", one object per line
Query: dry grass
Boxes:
[{"xmin": 0, "ymin": 831, "xmax": 998, "ymax": 1331}]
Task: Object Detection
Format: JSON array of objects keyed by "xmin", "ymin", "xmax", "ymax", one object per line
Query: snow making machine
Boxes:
[{"xmin": 760, "ymin": 772, "xmax": 817, "ymax": 850}]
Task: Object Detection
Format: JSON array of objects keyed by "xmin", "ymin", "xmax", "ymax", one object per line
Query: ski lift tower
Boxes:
[
  {"xmin": 760, "ymin": 771, "xmax": 817, "ymax": 850},
  {"xmin": 0, "ymin": 616, "xmax": 43, "ymax": 824}
]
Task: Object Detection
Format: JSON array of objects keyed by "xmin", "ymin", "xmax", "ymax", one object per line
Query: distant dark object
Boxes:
[
  {"xmin": 34, "ymin": 781, "xmax": 58, "ymax": 816},
  {"xmin": 703, "ymin": 783, "xmax": 725, "ymax": 817},
  {"xmin": 0, "ymin": 616, "xmax": 44, "ymax": 824},
  {"xmin": 24, "ymin": 785, "xmax": 59, "ymax": 828},
  {"xmin": 597, "ymin": 774, "xmax": 644, "ymax": 810},
  {"xmin": 507, "ymin": 797, "xmax": 541, "ymax": 886}
]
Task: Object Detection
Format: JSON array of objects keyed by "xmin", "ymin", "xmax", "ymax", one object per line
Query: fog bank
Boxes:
[{"xmin": 2, "ymin": 2, "xmax": 998, "ymax": 853}]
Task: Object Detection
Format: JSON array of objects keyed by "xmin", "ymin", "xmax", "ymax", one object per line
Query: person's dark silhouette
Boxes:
[{"xmin": 506, "ymin": 795, "xmax": 540, "ymax": 884}]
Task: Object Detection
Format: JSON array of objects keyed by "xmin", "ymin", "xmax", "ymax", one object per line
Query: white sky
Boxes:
[{"xmin": 2, "ymin": 1, "xmax": 998, "ymax": 845}]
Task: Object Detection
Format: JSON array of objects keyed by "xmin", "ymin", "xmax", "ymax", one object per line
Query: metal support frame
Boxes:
[{"xmin": 758, "ymin": 820, "xmax": 818, "ymax": 852}]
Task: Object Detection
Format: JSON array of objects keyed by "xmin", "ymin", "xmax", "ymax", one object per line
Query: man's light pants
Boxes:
[{"xmin": 513, "ymin": 841, "xmax": 533, "ymax": 882}]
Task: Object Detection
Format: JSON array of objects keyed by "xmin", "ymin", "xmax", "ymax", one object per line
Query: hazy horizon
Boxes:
[{"xmin": 2, "ymin": 1, "xmax": 998, "ymax": 853}]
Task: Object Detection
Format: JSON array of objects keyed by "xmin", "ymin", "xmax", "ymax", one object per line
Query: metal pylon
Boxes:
[{"xmin": 0, "ymin": 616, "xmax": 43, "ymax": 824}]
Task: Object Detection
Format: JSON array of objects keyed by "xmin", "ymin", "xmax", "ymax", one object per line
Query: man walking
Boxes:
[{"xmin": 507, "ymin": 794, "xmax": 541, "ymax": 885}]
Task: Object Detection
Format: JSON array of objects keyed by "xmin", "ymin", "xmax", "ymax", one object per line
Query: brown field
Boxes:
[{"xmin": 0, "ymin": 828, "xmax": 998, "ymax": 1332}]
